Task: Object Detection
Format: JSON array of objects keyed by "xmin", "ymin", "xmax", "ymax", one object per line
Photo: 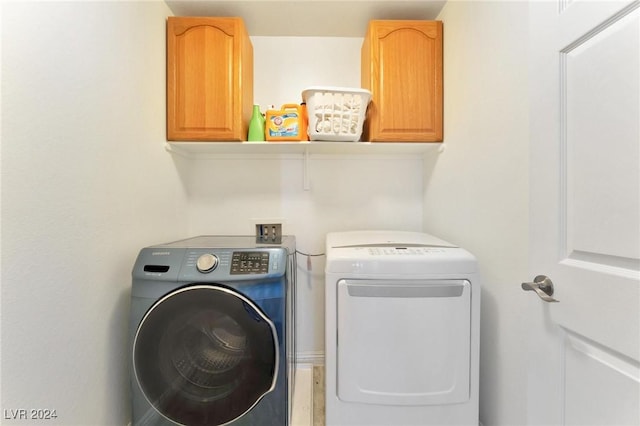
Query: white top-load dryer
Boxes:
[{"xmin": 325, "ymin": 230, "xmax": 480, "ymax": 426}]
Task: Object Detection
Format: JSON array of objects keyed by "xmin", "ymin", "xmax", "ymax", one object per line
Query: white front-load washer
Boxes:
[{"xmin": 325, "ymin": 230, "xmax": 480, "ymax": 426}]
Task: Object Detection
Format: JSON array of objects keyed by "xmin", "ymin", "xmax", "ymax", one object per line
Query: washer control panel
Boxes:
[
  {"xmin": 135, "ymin": 239, "xmax": 291, "ymax": 282},
  {"xmin": 231, "ymin": 251, "xmax": 270, "ymax": 274}
]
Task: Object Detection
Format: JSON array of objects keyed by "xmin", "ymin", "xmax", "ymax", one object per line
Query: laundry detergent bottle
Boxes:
[
  {"xmin": 265, "ymin": 104, "xmax": 303, "ymax": 141},
  {"xmin": 247, "ymin": 104, "xmax": 265, "ymax": 141}
]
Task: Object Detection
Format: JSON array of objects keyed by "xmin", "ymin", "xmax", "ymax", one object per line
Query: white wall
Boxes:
[
  {"xmin": 1, "ymin": 1, "xmax": 187, "ymax": 424},
  {"xmin": 427, "ymin": 2, "xmax": 530, "ymax": 425}
]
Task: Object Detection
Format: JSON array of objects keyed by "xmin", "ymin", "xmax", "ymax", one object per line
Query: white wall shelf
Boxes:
[
  {"xmin": 162, "ymin": 1, "xmax": 448, "ymax": 189},
  {"xmin": 165, "ymin": 141, "xmax": 444, "ymax": 159},
  {"xmin": 165, "ymin": 141, "xmax": 444, "ymax": 191}
]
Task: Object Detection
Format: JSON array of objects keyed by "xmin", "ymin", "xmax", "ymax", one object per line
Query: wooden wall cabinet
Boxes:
[
  {"xmin": 361, "ymin": 20, "xmax": 443, "ymax": 142},
  {"xmin": 167, "ymin": 17, "xmax": 253, "ymax": 141}
]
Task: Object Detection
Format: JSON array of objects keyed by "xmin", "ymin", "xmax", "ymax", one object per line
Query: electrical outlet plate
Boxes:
[{"xmin": 252, "ymin": 219, "xmax": 284, "ymax": 244}]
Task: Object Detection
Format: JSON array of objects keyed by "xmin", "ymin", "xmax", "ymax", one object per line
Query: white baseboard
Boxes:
[{"xmin": 296, "ymin": 351, "xmax": 325, "ymax": 366}]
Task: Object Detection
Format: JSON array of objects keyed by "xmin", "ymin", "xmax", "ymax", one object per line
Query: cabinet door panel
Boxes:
[
  {"xmin": 167, "ymin": 17, "xmax": 252, "ymax": 141},
  {"xmin": 363, "ymin": 21, "xmax": 443, "ymax": 142}
]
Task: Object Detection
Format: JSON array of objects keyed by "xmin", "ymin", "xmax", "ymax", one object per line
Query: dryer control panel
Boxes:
[{"xmin": 367, "ymin": 247, "xmax": 448, "ymax": 256}]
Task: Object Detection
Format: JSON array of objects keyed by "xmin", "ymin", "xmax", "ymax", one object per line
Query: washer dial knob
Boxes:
[{"xmin": 196, "ymin": 253, "xmax": 219, "ymax": 273}]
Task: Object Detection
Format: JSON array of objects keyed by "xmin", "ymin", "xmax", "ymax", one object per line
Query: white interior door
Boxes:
[{"xmin": 528, "ymin": 1, "xmax": 640, "ymax": 424}]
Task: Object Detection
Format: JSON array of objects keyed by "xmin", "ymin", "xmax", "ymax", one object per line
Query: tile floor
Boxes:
[
  {"xmin": 313, "ymin": 366, "xmax": 325, "ymax": 426},
  {"xmin": 291, "ymin": 364, "xmax": 325, "ymax": 426}
]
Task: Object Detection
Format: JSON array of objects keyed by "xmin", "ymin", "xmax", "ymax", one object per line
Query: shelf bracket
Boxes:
[{"xmin": 303, "ymin": 147, "xmax": 310, "ymax": 191}]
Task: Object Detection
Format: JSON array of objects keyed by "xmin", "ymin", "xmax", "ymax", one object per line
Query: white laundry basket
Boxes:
[{"xmin": 302, "ymin": 86, "xmax": 371, "ymax": 141}]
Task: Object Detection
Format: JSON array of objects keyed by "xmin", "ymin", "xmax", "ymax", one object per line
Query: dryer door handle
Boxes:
[{"xmin": 344, "ymin": 280, "xmax": 467, "ymax": 298}]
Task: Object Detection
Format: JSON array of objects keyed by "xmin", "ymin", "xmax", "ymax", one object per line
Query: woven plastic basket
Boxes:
[{"xmin": 301, "ymin": 86, "xmax": 372, "ymax": 141}]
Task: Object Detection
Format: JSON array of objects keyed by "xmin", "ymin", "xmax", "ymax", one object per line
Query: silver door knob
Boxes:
[{"xmin": 521, "ymin": 275, "xmax": 559, "ymax": 303}]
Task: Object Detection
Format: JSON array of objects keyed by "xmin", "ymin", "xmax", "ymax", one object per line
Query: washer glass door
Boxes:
[{"xmin": 134, "ymin": 285, "xmax": 278, "ymax": 425}]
